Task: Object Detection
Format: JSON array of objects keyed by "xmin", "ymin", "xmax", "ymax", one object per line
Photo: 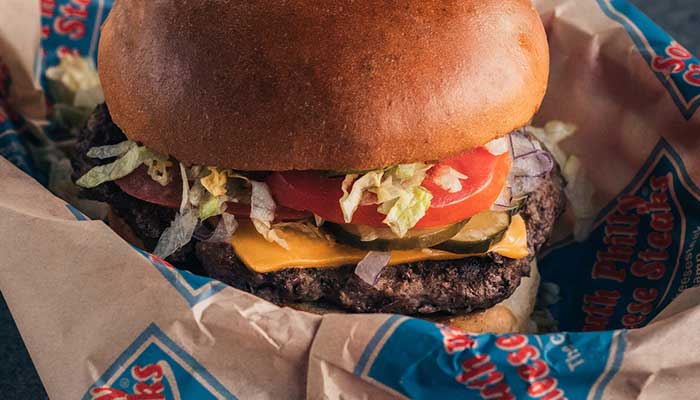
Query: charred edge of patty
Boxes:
[{"xmin": 73, "ymin": 104, "xmax": 566, "ymax": 315}]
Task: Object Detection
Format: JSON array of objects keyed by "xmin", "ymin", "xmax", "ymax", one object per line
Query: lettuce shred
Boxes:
[
  {"xmin": 431, "ymin": 165, "xmax": 469, "ymax": 193},
  {"xmin": 45, "ymin": 54, "xmax": 104, "ymax": 109},
  {"xmin": 338, "ymin": 162, "xmax": 433, "ymax": 237},
  {"xmin": 77, "ymin": 145, "xmax": 158, "ymax": 188}
]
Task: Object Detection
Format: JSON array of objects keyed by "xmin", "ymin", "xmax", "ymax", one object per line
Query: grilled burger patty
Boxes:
[{"xmin": 73, "ymin": 105, "xmax": 565, "ymax": 315}]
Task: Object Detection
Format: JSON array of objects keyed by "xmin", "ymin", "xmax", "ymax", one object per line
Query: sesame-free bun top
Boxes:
[{"xmin": 98, "ymin": 0, "xmax": 549, "ymax": 171}]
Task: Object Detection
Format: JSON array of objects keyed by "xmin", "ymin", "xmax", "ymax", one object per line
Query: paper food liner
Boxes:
[{"xmin": 2, "ymin": 0, "xmax": 700, "ymax": 398}]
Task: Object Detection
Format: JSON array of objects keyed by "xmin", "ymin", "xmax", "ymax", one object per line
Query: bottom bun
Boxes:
[
  {"xmin": 430, "ymin": 260, "xmax": 539, "ymax": 333},
  {"xmin": 288, "ymin": 261, "xmax": 540, "ymax": 334}
]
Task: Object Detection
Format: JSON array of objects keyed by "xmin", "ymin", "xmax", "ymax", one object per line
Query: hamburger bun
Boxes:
[{"xmin": 98, "ymin": 0, "xmax": 549, "ymax": 171}]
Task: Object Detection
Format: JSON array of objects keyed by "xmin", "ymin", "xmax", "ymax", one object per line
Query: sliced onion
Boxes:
[
  {"xmin": 355, "ymin": 251, "xmax": 391, "ymax": 286},
  {"xmin": 250, "ymin": 181, "xmax": 276, "ymax": 223},
  {"xmin": 491, "ymin": 185, "xmax": 514, "ymax": 211},
  {"xmin": 512, "ymin": 150, "xmax": 554, "ymax": 178},
  {"xmin": 510, "ymin": 131, "xmax": 536, "ymax": 158},
  {"xmin": 492, "ymin": 131, "xmax": 555, "ymax": 209}
]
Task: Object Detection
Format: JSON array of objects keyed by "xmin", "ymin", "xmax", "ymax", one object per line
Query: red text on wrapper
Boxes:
[
  {"xmin": 438, "ymin": 325, "xmax": 515, "ymax": 399},
  {"xmin": 439, "ymin": 325, "xmax": 477, "ymax": 354},
  {"xmin": 651, "ymin": 42, "xmax": 700, "ymax": 87},
  {"xmin": 585, "ymin": 174, "xmax": 672, "ymax": 330},
  {"xmin": 496, "ymin": 335, "xmax": 568, "ymax": 400},
  {"xmin": 89, "ymin": 361, "xmax": 179, "ymax": 400},
  {"xmin": 53, "ymin": 0, "xmax": 90, "ymax": 40}
]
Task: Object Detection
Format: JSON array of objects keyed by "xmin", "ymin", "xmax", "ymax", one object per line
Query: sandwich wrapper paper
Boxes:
[{"xmin": 1, "ymin": 0, "xmax": 700, "ymax": 398}]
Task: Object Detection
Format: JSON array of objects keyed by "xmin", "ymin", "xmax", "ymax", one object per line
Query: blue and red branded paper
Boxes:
[
  {"xmin": 540, "ymin": 140, "xmax": 700, "ymax": 331},
  {"xmin": 3, "ymin": 0, "xmax": 700, "ymax": 399},
  {"xmin": 595, "ymin": 0, "xmax": 700, "ymax": 119},
  {"xmin": 83, "ymin": 323, "xmax": 236, "ymax": 400},
  {"xmin": 539, "ymin": 0, "xmax": 700, "ymax": 332},
  {"xmin": 37, "ymin": 0, "xmax": 112, "ymax": 86},
  {"xmin": 352, "ymin": 316, "xmax": 626, "ymax": 399},
  {"xmin": 133, "ymin": 247, "xmax": 228, "ymax": 308}
]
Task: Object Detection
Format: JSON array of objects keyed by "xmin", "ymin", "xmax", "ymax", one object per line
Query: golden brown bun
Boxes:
[
  {"xmin": 99, "ymin": 0, "xmax": 549, "ymax": 171},
  {"xmin": 291, "ymin": 260, "xmax": 540, "ymax": 334}
]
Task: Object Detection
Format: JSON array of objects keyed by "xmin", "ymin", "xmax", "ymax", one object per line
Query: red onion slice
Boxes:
[
  {"xmin": 355, "ymin": 251, "xmax": 391, "ymax": 286},
  {"xmin": 512, "ymin": 150, "xmax": 554, "ymax": 178}
]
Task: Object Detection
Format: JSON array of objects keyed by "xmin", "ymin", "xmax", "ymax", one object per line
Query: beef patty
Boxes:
[{"xmin": 73, "ymin": 104, "xmax": 566, "ymax": 315}]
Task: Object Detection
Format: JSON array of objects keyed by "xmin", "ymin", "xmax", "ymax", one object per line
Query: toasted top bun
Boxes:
[{"xmin": 99, "ymin": 0, "xmax": 549, "ymax": 171}]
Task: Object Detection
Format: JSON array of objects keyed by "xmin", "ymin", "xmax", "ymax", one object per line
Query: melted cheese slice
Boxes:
[{"xmin": 231, "ymin": 215, "xmax": 529, "ymax": 273}]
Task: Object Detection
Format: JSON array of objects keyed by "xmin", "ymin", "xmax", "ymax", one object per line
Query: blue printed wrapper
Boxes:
[{"xmin": 1, "ymin": 0, "xmax": 700, "ymax": 399}]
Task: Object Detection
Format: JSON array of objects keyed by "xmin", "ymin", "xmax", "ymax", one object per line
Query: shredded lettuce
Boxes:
[
  {"xmin": 86, "ymin": 141, "xmax": 137, "ymax": 159},
  {"xmin": 381, "ymin": 186, "xmax": 433, "ymax": 237},
  {"xmin": 76, "ymin": 145, "xmax": 158, "ymax": 188},
  {"xmin": 527, "ymin": 122, "xmax": 595, "ymax": 241},
  {"xmin": 154, "ymin": 164, "xmax": 199, "ymax": 258},
  {"xmin": 432, "ymin": 165, "xmax": 468, "ymax": 193},
  {"xmin": 153, "ymin": 208, "xmax": 199, "ymax": 258},
  {"xmin": 146, "ymin": 158, "xmax": 173, "ymax": 186},
  {"xmin": 339, "ymin": 172, "xmax": 383, "ymax": 223},
  {"xmin": 199, "ymin": 195, "xmax": 226, "ymax": 220},
  {"xmin": 200, "ymin": 167, "xmax": 228, "ymax": 197},
  {"xmin": 188, "ymin": 180, "xmax": 207, "ymax": 207},
  {"xmin": 338, "ymin": 162, "xmax": 434, "ymax": 236},
  {"xmin": 250, "ymin": 181, "xmax": 276, "ymax": 222},
  {"xmin": 563, "ymin": 156, "xmax": 596, "ymax": 241},
  {"xmin": 525, "ymin": 122, "xmax": 576, "ymax": 169},
  {"xmin": 392, "ymin": 163, "xmax": 430, "ymax": 182},
  {"xmin": 248, "ymin": 181, "xmax": 290, "ymax": 248},
  {"xmin": 45, "ymin": 55, "xmax": 104, "ymax": 109},
  {"xmin": 252, "ymin": 219, "xmax": 289, "ymax": 249}
]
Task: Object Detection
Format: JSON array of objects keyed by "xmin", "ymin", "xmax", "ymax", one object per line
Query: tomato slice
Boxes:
[
  {"xmin": 116, "ymin": 165, "xmax": 182, "ymax": 208},
  {"xmin": 267, "ymin": 147, "xmax": 511, "ymax": 228},
  {"xmin": 224, "ymin": 202, "xmax": 312, "ymax": 221},
  {"xmin": 116, "ymin": 167, "xmax": 311, "ymax": 221}
]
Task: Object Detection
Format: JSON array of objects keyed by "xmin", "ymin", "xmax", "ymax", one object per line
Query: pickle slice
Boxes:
[
  {"xmin": 434, "ymin": 211, "xmax": 511, "ymax": 254},
  {"xmin": 325, "ymin": 219, "xmax": 468, "ymax": 251}
]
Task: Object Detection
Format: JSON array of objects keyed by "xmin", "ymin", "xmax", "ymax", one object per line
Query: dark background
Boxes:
[{"xmin": 1, "ymin": 1, "xmax": 698, "ymax": 398}]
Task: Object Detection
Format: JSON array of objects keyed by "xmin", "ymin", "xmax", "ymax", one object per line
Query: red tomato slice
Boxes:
[
  {"xmin": 224, "ymin": 202, "xmax": 312, "ymax": 221},
  {"xmin": 116, "ymin": 167, "xmax": 311, "ymax": 221},
  {"xmin": 267, "ymin": 147, "xmax": 511, "ymax": 228},
  {"xmin": 116, "ymin": 165, "xmax": 182, "ymax": 208}
]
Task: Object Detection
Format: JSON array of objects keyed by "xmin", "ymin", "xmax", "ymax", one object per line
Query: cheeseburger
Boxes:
[{"xmin": 73, "ymin": 0, "xmax": 564, "ymax": 332}]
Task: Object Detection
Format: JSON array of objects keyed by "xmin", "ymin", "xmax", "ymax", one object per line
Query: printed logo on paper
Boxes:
[
  {"xmin": 596, "ymin": 0, "xmax": 700, "ymax": 119},
  {"xmin": 38, "ymin": 0, "xmax": 113, "ymax": 73},
  {"xmin": 355, "ymin": 317, "xmax": 626, "ymax": 399},
  {"xmin": 132, "ymin": 247, "xmax": 227, "ymax": 308},
  {"xmin": 540, "ymin": 139, "xmax": 700, "ymax": 331},
  {"xmin": 83, "ymin": 323, "xmax": 236, "ymax": 400}
]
